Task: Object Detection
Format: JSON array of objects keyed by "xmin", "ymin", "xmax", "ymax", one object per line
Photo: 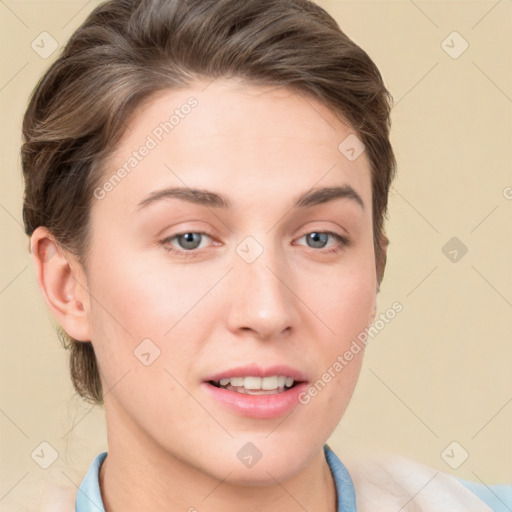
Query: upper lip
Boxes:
[{"xmin": 204, "ymin": 364, "xmax": 309, "ymax": 383}]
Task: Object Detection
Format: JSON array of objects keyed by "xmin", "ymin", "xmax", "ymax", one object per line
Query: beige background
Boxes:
[{"xmin": 1, "ymin": 0, "xmax": 511, "ymax": 507}]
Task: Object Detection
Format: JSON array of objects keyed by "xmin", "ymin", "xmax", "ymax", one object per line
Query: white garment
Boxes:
[{"xmin": 345, "ymin": 452, "xmax": 495, "ymax": 512}]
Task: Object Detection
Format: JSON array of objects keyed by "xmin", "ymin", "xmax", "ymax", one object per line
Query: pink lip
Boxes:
[
  {"xmin": 202, "ymin": 364, "xmax": 309, "ymax": 419},
  {"xmin": 203, "ymin": 363, "xmax": 308, "ymax": 383},
  {"xmin": 202, "ymin": 381, "xmax": 309, "ymax": 419}
]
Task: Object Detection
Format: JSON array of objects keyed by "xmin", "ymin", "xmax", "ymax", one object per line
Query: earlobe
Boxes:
[
  {"xmin": 368, "ymin": 293, "xmax": 377, "ymax": 324},
  {"xmin": 30, "ymin": 226, "xmax": 91, "ymax": 342}
]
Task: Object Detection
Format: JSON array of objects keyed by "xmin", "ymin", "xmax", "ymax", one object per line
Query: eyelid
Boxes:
[{"xmin": 311, "ymin": 231, "xmax": 348, "ymax": 242}]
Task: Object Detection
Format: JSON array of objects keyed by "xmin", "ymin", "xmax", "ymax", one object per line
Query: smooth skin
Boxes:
[{"xmin": 31, "ymin": 78, "xmax": 385, "ymax": 512}]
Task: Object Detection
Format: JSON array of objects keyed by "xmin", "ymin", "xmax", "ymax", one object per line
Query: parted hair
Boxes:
[{"xmin": 21, "ymin": 0, "xmax": 396, "ymax": 405}]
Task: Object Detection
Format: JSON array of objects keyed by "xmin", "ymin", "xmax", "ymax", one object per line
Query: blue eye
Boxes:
[
  {"xmin": 296, "ymin": 231, "xmax": 350, "ymax": 253},
  {"xmin": 161, "ymin": 232, "xmax": 212, "ymax": 255}
]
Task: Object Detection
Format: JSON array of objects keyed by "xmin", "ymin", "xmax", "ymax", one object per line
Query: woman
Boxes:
[{"xmin": 21, "ymin": 0, "xmax": 511, "ymax": 510}]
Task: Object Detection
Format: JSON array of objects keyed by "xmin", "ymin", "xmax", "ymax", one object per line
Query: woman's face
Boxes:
[{"xmin": 82, "ymin": 79, "xmax": 377, "ymax": 483}]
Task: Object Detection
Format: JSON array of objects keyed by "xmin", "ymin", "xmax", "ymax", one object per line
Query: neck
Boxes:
[{"xmin": 99, "ymin": 408, "xmax": 337, "ymax": 512}]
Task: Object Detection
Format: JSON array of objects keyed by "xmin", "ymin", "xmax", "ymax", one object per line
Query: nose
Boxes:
[{"xmin": 226, "ymin": 242, "xmax": 300, "ymax": 341}]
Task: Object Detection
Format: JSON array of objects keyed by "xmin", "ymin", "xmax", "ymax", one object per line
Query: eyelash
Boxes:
[{"xmin": 160, "ymin": 230, "xmax": 351, "ymax": 257}]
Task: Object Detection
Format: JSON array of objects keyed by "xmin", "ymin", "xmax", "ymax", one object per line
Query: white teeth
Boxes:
[
  {"xmin": 244, "ymin": 376, "xmax": 262, "ymax": 390},
  {"xmin": 261, "ymin": 376, "xmax": 279, "ymax": 390},
  {"xmin": 215, "ymin": 375, "xmax": 296, "ymax": 391}
]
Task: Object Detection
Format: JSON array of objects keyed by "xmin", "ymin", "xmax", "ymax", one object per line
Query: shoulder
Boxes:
[
  {"xmin": 37, "ymin": 485, "xmax": 77, "ymax": 512},
  {"xmin": 342, "ymin": 450, "xmax": 507, "ymax": 512},
  {"xmin": 0, "ymin": 474, "xmax": 77, "ymax": 512}
]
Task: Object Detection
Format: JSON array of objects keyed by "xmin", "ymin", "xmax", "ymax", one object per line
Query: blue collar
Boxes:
[
  {"xmin": 75, "ymin": 451, "xmax": 106, "ymax": 512},
  {"xmin": 324, "ymin": 443, "xmax": 357, "ymax": 511},
  {"xmin": 75, "ymin": 444, "xmax": 356, "ymax": 511}
]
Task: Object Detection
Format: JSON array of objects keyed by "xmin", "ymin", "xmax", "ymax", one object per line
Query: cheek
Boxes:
[
  {"xmin": 87, "ymin": 252, "xmax": 196, "ymax": 330},
  {"xmin": 311, "ymin": 258, "xmax": 376, "ymax": 347},
  {"xmin": 332, "ymin": 276, "xmax": 375, "ymax": 333},
  {"xmin": 301, "ymin": 246, "xmax": 376, "ymax": 406},
  {"xmin": 300, "ymin": 270, "xmax": 373, "ymax": 433},
  {"xmin": 313, "ymin": 275, "xmax": 373, "ymax": 383},
  {"xmin": 85, "ymin": 250, "xmax": 220, "ymax": 377}
]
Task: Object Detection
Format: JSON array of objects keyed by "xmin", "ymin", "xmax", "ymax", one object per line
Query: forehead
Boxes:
[{"xmin": 98, "ymin": 79, "xmax": 372, "ymax": 213}]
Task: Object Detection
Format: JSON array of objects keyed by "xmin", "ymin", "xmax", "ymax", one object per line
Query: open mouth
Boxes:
[{"xmin": 203, "ymin": 372, "xmax": 309, "ymax": 418}]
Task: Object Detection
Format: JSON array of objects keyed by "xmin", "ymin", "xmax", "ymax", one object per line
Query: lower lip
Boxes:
[{"xmin": 202, "ymin": 382, "xmax": 308, "ymax": 419}]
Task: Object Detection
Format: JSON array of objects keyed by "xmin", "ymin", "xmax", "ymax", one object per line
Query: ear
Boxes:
[
  {"xmin": 375, "ymin": 231, "xmax": 389, "ymax": 292},
  {"xmin": 30, "ymin": 226, "xmax": 91, "ymax": 342},
  {"xmin": 368, "ymin": 232, "xmax": 389, "ymax": 325}
]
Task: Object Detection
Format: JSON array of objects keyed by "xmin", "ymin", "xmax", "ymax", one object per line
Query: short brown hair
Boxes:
[{"xmin": 21, "ymin": 0, "xmax": 396, "ymax": 405}]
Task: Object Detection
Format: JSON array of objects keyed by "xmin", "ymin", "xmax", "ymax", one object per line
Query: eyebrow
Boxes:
[{"xmin": 136, "ymin": 185, "xmax": 364, "ymax": 211}]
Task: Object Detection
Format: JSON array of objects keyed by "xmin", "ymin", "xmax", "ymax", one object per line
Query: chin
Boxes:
[{"xmin": 205, "ymin": 437, "xmax": 318, "ymax": 486}]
